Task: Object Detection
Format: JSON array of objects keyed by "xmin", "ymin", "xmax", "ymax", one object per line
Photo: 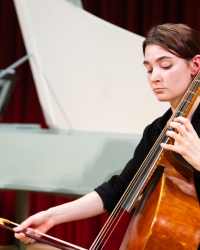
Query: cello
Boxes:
[{"xmin": 88, "ymin": 72, "xmax": 200, "ymax": 249}]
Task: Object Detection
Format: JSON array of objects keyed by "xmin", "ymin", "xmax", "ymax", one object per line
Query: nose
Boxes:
[{"xmin": 150, "ymin": 68, "xmax": 161, "ymax": 83}]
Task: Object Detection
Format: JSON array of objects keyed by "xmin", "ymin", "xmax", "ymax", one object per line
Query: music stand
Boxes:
[{"xmin": 0, "ymin": 70, "xmax": 18, "ymax": 119}]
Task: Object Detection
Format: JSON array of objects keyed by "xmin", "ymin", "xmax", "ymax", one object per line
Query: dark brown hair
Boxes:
[{"xmin": 143, "ymin": 23, "xmax": 200, "ymax": 60}]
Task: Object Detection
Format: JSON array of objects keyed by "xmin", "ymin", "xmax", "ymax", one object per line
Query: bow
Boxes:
[{"xmin": 0, "ymin": 218, "xmax": 87, "ymax": 250}]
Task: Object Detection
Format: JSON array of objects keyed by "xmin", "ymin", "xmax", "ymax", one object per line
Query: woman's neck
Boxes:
[
  {"xmin": 187, "ymin": 96, "xmax": 200, "ymax": 121},
  {"xmin": 171, "ymin": 96, "xmax": 200, "ymax": 121},
  {"xmin": 172, "ymin": 96, "xmax": 200, "ymax": 121}
]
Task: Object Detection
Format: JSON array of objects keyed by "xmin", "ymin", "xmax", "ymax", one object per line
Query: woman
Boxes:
[{"xmin": 14, "ymin": 23, "xmax": 200, "ymax": 247}]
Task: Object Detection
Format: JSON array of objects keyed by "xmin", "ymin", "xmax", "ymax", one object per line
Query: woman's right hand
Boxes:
[
  {"xmin": 13, "ymin": 191, "xmax": 105, "ymax": 244},
  {"xmin": 13, "ymin": 210, "xmax": 54, "ymax": 244}
]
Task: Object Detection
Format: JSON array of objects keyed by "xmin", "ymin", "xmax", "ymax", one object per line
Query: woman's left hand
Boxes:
[{"xmin": 160, "ymin": 116, "xmax": 200, "ymax": 171}]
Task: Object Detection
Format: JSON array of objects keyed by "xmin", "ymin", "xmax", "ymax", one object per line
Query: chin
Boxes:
[{"xmin": 156, "ymin": 96, "xmax": 168, "ymax": 102}]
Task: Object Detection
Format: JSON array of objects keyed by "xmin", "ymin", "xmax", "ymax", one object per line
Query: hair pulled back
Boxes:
[{"xmin": 143, "ymin": 23, "xmax": 200, "ymax": 60}]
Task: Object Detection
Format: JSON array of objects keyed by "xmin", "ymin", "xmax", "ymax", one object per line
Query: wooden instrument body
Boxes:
[{"xmin": 120, "ymin": 150, "xmax": 200, "ymax": 250}]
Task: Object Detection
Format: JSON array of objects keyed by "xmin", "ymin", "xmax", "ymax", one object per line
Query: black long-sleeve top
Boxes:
[{"xmin": 95, "ymin": 104, "xmax": 200, "ymax": 214}]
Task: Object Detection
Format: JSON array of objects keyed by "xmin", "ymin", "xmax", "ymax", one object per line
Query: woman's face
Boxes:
[{"xmin": 143, "ymin": 45, "xmax": 193, "ymax": 110}]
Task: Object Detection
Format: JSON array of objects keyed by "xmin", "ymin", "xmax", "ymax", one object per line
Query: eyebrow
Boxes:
[{"xmin": 143, "ymin": 56, "xmax": 173, "ymax": 65}]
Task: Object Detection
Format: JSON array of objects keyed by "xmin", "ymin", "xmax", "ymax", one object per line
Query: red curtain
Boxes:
[
  {"xmin": 1, "ymin": 0, "xmax": 200, "ymax": 247},
  {"xmin": 82, "ymin": 0, "xmax": 200, "ymax": 35}
]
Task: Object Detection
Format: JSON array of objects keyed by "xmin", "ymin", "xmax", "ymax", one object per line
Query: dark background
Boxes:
[{"xmin": 0, "ymin": 0, "xmax": 199, "ymax": 247}]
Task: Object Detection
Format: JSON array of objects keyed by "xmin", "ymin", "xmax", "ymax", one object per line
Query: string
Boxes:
[{"xmin": 89, "ymin": 72, "xmax": 200, "ymax": 249}]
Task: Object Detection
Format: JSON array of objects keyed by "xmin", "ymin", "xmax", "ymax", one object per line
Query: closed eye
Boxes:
[
  {"xmin": 162, "ymin": 65, "xmax": 172, "ymax": 70},
  {"xmin": 147, "ymin": 69, "xmax": 153, "ymax": 74}
]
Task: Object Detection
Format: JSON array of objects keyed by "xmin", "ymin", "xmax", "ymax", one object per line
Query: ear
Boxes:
[{"xmin": 190, "ymin": 55, "xmax": 200, "ymax": 75}]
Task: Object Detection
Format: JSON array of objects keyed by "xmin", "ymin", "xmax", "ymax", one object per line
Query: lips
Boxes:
[{"xmin": 154, "ymin": 88, "xmax": 164, "ymax": 93}]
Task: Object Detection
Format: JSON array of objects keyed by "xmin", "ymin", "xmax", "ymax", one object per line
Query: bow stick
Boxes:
[{"xmin": 0, "ymin": 218, "xmax": 87, "ymax": 250}]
